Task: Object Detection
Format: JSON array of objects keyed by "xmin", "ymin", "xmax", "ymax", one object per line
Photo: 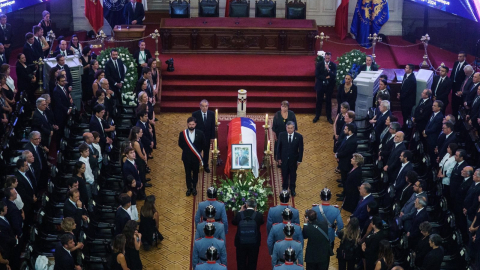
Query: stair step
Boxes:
[
  {"xmin": 160, "ymin": 101, "xmax": 316, "ymax": 113},
  {"xmin": 162, "ymin": 79, "xmax": 314, "ymax": 87},
  {"xmin": 161, "ymin": 90, "xmax": 316, "ymax": 98}
]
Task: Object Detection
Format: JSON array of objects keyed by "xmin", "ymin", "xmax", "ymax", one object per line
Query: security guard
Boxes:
[
  {"xmin": 312, "ymin": 187, "xmax": 344, "ymax": 248},
  {"xmin": 195, "ymin": 187, "xmax": 228, "ymax": 234},
  {"xmin": 272, "ymin": 223, "xmax": 303, "ymax": 268},
  {"xmin": 267, "ymin": 208, "xmax": 304, "ymax": 255},
  {"xmin": 195, "ymin": 246, "xmax": 227, "ymax": 270},
  {"xmin": 195, "ymin": 205, "xmax": 226, "ymax": 241},
  {"xmin": 267, "ymin": 190, "xmax": 300, "ymax": 235},
  {"xmin": 192, "ymin": 223, "xmax": 227, "ymax": 269},
  {"xmin": 274, "ymin": 248, "xmax": 304, "ymax": 269}
]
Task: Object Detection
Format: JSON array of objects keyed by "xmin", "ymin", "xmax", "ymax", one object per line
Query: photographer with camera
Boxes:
[{"xmin": 302, "ymin": 209, "xmax": 331, "ymax": 270}]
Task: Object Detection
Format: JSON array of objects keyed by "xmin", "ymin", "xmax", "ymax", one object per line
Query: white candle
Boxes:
[
  {"xmin": 215, "ymin": 109, "xmax": 218, "ymax": 124},
  {"xmin": 265, "ymin": 114, "xmax": 268, "ymax": 125},
  {"xmin": 267, "ymin": 140, "xmax": 270, "ymax": 151},
  {"xmin": 214, "ymin": 138, "xmax": 217, "ymax": 150}
]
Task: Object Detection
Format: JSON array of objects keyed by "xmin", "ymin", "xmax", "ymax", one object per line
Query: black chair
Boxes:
[
  {"xmin": 285, "ymin": 0, "xmax": 306, "ymax": 19},
  {"xmin": 255, "ymin": 0, "xmax": 276, "ymax": 18},
  {"xmin": 199, "ymin": 0, "xmax": 219, "ymax": 17},
  {"xmin": 229, "ymin": 0, "xmax": 250, "ymax": 17},
  {"xmin": 169, "ymin": 0, "xmax": 191, "ymax": 18}
]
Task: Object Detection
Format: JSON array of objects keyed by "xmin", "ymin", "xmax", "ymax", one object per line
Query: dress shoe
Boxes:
[
  {"xmin": 291, "ymin": 191, "xmax": 296, "ymax": 197},
  {"xmin": 145, "ymin": 183, "xmax": 153, "ymax": 187},
  {"xmin": 186, "ymin": 189, "xmax": 192, "ymax": 196},
  {"xmin": 155, "ymin": 118, "xmax": 159, "ymax": 121},
  {"xmin": 336, "ymin": 179, "xmax": 342, "ymax": 183},
  {"xmin": 137, "ymin": 194, "xmax": 146, "ymax": 200},
  {"xmin": 336, "ymin": 197, "xmax": 344, "ymax": 201},
  {"xmin": 148, "ymin": 156, "xmax": 154, "ymax": 160},
  {"xmin": 204, "ymin": 167, "xmax": 211, "ymax": 173},
  {"xmin": 313, "ymin": 117, "xmax": 319, "ymax": 123},
  {"xmin": 192, "ymin": 189, "xmax": 198, "ymax": 196},
  {"xmin": 336, "ymin": 193, "xmax": 344, "ymax": 197},
  {"xmin": 338, "ymin": 183, "xmax": 343, "ymax": 188},
  {"xmin": 145, "ymin": 178, "xmax": 151, "ymax": 182},
  {"xmin": 277, "ymin": 164, "xmax": 282, "ymax": 168},
  {"xmin": 327, "ymin": 118, "xmax": 334, "ymax": 124}
]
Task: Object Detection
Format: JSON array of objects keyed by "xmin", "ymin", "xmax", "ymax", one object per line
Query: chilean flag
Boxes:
[{"xmin": 224, "ymin": 117, "xmax": 259, "ymax": 178}]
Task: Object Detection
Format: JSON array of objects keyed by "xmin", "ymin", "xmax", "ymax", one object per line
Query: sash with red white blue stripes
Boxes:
[{"xmin": 183, "ymin": 129, "xmax": 204, "ymax": 166}]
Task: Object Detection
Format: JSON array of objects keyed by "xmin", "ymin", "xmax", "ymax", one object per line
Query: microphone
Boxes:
[{"xmin": 127, "ymin": 6, "xmax": 130, "ymax": 29}]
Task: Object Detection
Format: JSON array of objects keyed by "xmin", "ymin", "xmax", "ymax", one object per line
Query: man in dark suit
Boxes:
[
  {"xmin": 435, "ymin": 121, "xmax": 456, "ymax": 163},
  {"xmin": 32, "ymin": 26, "xmax": 44, "ymax": 60},
  {"xmin": 314, "ymin": 52, "xmax": 337, "ymax": 124},
  {"xmin": 423, "ymin": 101, "xmax": 444, "ymax": 163},
  {"xmin": 450, "ymin": 150, "xmax": 468, "ymax": 204},
  {"xmin": 0, "ymin": 43, "xmax": 7, "ymax": 65},
  {"xmin": 277, "ymin": 121, "xmax": 304, "ymax": 196},
  {"xmin": 384, "ymin": 131, "xmax": 406, "ymax": 182},
  {"xmin": 115, "ymin": 193, "xmax": 132, "ymax": 236},
  {"xmin": 89, "ymin": 104, "xmax": 115, "ymax": 149},
  {"xmin": 32, "ymin": 97, "xmax": 53, "ymax": 147},
  {"xmin": 335, "ymin": 123, "xmax": 357, "ymax": 189},
  {"xmin": 63, "ymin": 188, "xmax": 88, "ymax": 238},
  {"xmin": 378, "ymin": 121, "xmax": 400, "ymax": 162},
  {"xmin": 412, "ymin": 89, "xmax": 433, "ymax": 134},
  {"xmin": 467, "ymin": 82, "xmax": 480, "ymax": 130},
  {"xmin": 432, "ymin": 66, "xmax": 453, "ymax": 114},
  {"xmin": 0, "ymin": 14, "xmax": 13, "ymax": 62},
  {"xmin": 54, "ymin": 234, "xmax": 81, "ymax": 270},
  {"xmin": 138, "ymin": 67, "xmax": 153, "ymax": 98},
  {"xmin": 52, "ymin": 39, "xmax": 73, "ymax": 57},
  {"xmin": 302, "ymin": 210, "xmax": 331, "ymax": 270},
  {"xmin": 392, "ymin": 150, "xmax": 414, "ymax": 199},
  {"xmin": 460, "ymin": 66, "xmax": 475, "ymax": 104},
  {"xmin": 22, "ymin": 150, "xmax": 39, "ymax": 193},
  {"xmin": 463, "ymin": 168, "xmax": 480, "ymax": 224},
  {"xmin": 25, "ymin": 131, "xmax": 47, "ymax": 187},
  {"xmin": 23, "ymin": 32, "xmax": 42, "ymax": 65},
  {"xmin": 451, "ymin": 52, "xmax": 467, "ymax": 117},
  {"xmin": 134, "ymin": 40, "xmax": 152, "ymax": 79},
  {"xmin": 137, "ymin": 110, "xmax": 153, "ymax": 156},
  {"xmin": 105, "ymin": 49, "xmax": 126, "ymax": 102},
  {"xmin": 374, "ymin": 100, "xmax": 391, "ymax": 143},
  {"xmin": 397, "ymin": 64, "xmax": 417, "ymax": 127},
  {"xmin": 192, "ymin": 99, "xmax": 215, "ymax": 173},
  {"xmin": 124, "ymin": 0, "xmax": 145, "ymax": 25},
  {"xmin": 2, "ymin": 188, "xmax": 22, "ymax": 238},
  {"xmin": 122, "ymin": 146, "xmax": 146, "ymax": 196},
  {"xmin": 0, "ymin": 201, "xmax": 18, "ymax": 263},
  {"xmin": 14, "ymin": 158, "xmax": 37, "ymax": 224},
  {"xmin": 83, "ymin": 132, "xmax": 99, "ymax": 178},
  {"xmin": 51, "ymin": 74, "xmax": 72, "ymax": 133},
  {"xmin": 232, "ymin": 198, "xmax": 264, "ymax": 270},
  {"xmin": 407, "ymin": 197, "xmax": 428, "ymax": 248},
  {"xmin": 55, "ymin": 54, "xmax": 73, "ymax": 90},
  {"xmin": 352, "ymin": 183, "xmax": 375, "ymax": 225},
  {"xmin": 359, "ymin": 55, "xmax": 379, "ymax": 72},
  {"xmin": 178, "ymin": 117, "xmax": 206, "ymax": 196},
  {"xmin": 455, "ymin": 166, "xmax": 473, "ymax": 244}
]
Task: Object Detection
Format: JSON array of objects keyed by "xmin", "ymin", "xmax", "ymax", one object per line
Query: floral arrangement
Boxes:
[
  {"xmin": 335, "ymin": 49, "xmax": 367, "ymax": 85},
  {"xmin": 215, "ymin": 171, "xmax": 273, "ymax": 213},
  {"xmin": 97, "ymin": 47, "xmax": 137, "ymax": 106},
  {"xmin": 315, "ymin": 50, "xmax": 326, "ymax": 64}
]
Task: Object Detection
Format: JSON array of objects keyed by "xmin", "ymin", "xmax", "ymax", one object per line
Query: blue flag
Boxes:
[
  {"xmin": 103, "ymin": 0, "xmax": 128, "ymax": 28},
  {"xmin": 350, "ymin": 0, "xmax": 389, "ymax": 48}
]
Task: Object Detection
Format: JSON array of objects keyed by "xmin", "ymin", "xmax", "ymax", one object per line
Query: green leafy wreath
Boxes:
[
  {"xmin": 97, "ymin": 47, "xmax": 137, "ymax": 106},
  {"xmin": 335, "ymin": 49, "xmax": 367, "ymax": 85}
]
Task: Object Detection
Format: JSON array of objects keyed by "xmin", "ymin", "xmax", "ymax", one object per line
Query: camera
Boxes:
[{"xmin": 165, "ymin": 58, "xmax": 174, "ymax": 72}]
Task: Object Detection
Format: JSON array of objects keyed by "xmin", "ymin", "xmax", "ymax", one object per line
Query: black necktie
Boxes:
[
  {"xmin": 203, "ymin": 113, "xmax": 206, "ymax": 122},
  {"xmin": 35, "ymin": 146, "xmax": 42, "ymax": 170},
  {"xmin": 435, "ymin": 78, "xmax": 443, "ymax": 95},
  {"xmin": 42, "ymin": 112, "xmax": 48, "ymax": 121},
  {"xmin": 288, "ymin": 134, "xmax": 292, "ymax": 143},
  {"xmin": 453, "ymin": 162, "xmax": 459, "ymax": 174}
]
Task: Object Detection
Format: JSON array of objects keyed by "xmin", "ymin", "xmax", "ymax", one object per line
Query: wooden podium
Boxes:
[{"xmin": 113, "ymin": 25, "xmax": 146, "ymax": 54}]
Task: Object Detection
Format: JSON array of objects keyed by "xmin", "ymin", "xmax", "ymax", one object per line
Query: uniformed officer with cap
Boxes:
[
  {"xmin": 195, "ymin": 187, "xmax": 228, "ymax": 234},
  {"xmin": 312, "ymin": 187, "xmax": 344, "ymax": 248},
  {"xmin": 274, "ymin": 248, "xmax": 304, "ymax": 269},
  {"xmin": 195, "ymin": 205, "xmax": 226, "ymax": 241},
  {"xmin": 195, "ymin": 246, "xmax": 227, "ymax": 270},
  {"xmin": 267, "ymin": 208, "xmax": 304, "ymax": 255},
  {"xmin": 272, "ymin": 223, "xmax": 303, "ymax": 268},
  {"xmin": 267, "ymin": 190, "xmax": 300, "ymax": 235},
  {"xmin": 192, "ymin": 223, "xmax": 227, "ymax": 269}
]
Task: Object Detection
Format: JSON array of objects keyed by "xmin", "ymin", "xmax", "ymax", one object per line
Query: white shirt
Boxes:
[
  {"xmin": 0, "ymin": 216, "xmax": 9, "ymax": 224},
  {"xmin": 439, "ymin": 154, "xmax": 456, "ymax": 185},
  {"xmin": 12, "ymin": 188, "xmax": 23, "ymax": 210},
  {"xmin": 416, "ymin": 207, "xmax": 424, "ymax": 215},
  {"xmin": 138, "ymin": 51, "xmax": 146, "ymax": 65},
  {"xmin": 6, "ymin": 76, "xmax": 15, "ymax": 92},
  {"xmin": 188, "ymin": 129, "xmax": 195, "ymax": 143},
  {"xmin": 59, "ymin": 50, "xmax": 68, "ymax": 56},
  {"xmin": 395, "ymin": 142, "xmax": 402, "ymax": 148},
  {"xmin": 127, "ymin": 159, "xmax": 136, "ymax": 167},
  {"xmin": 346, "ymin": 134, "xmax": 352, "ymax": 140},
  {"xmin": 79, "ymin": 156, "xmax": 94, "ymax": 184},
  {"xmin": 96, "ymin": 116, "xmax": 104, "ymax": 133},
  {"xmin": 92, "ymin": 143, "xmax": 102, "ymax": 163},
  {"xmin": 69, "ymin": 198, "xmax": 79, "ymax": 209},
  {"xmin": 363, "ymin": 194, "xmax": 371, "ymax": 200},
  {"xmin": 445, "ymin": 131, "xmax": 453, "ymax": 140},
  {"xmin": 431, "ymin": 111, "xmax": 440, "ymax": 120}
]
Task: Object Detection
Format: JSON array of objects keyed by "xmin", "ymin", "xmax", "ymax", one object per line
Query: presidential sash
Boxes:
[{"xmin": 183, "ymin": 129, "xmax": 204, "ymax": 166}]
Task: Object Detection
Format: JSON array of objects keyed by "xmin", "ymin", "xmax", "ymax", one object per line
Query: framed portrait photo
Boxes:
[{"xmin": 231, "ymin": 144, "xmax": 253, "ymax": 170}]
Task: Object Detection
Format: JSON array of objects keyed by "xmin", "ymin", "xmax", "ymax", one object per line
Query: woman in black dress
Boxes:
[
  {"xmin": 0, "ymin": 74, "xmax": 14, "ymax": 110},
  {"xmin": 94, "ymin": 90, "xmax": 112, "ymax": 120},
  {"xmin": 333, "ymin": 102, "xmax": 350, "ymax": 153},
  {"xmin": 337, "ymin": 74, "xmax": 357, "ymax": 113},
  {"xmin": 0, "ymin": 64, "xmax": 15, "ymax": 107},
  {"xmin": 92, "ymin": 69, "xmax": 105, "ymax": 97},
  {"xmin": 342, "ymin": 153, "xmax": 363, "ymax": 212},
  {"xmin": 414, "ymin": 221, "xmax": 432, "ymax": 267},
  {"xmin": 15, "ymin": 53, "xmax": 36, "ymax": 100},
  {"xmin": 71, "ymin": 161, "xmax": 89, "ymax": 205},
  {"xmin": 38, "ymin": 11, "xmax": 52, "ymax": 37},
  {"xmin": 111, "ymin": 234, "xmax": 129, "ymax": 270},
  {"xmin": 69, "ymin": 35, "xmax": 82, "ymax": 57},
  {"xmin": 374, "ymin": 240, "xmax": 393, "ymax": 270},
  {"xmin": 272, "ymin": 100, "xmax": 297, "ymax": 161},
  {"xmin": 129, "ymin": 126, "xmax": 148, "ymax": 185},
  {"xmin": 360, "ymin": 201, "xmax": 380, "ymax": 242},
  {"xmin": 139, "ymin": 195, "xmax": 164, "ymax": 251},
  {"xmin": 336, "ymin": 217, "xmax": 361, "ymax": 270},
  {"xmin": 148, "ymin": 59, "xmax": 160, "ymax": 102},
  {"xmin": 80, "ymin": 47, "xmax": 92, "ymax": 102},
  {"xmin": 122, "ymin": 220, "xmax": 143, "ymax": 270}
]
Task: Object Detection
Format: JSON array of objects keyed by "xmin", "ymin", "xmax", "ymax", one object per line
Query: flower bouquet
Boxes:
[
  {"xmin": 335, "ymin": 49, "xmax": 367, "ymax": 85},
  {"xmin": 215, "ymin": 170, "xmax": 273, "ymax": 213}
]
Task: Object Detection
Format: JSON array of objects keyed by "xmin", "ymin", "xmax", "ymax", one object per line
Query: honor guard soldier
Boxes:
[
  {"xmin": 267, "ymin": 208, "xmax": 304, "ymax": 255},
  {"xmin": 274, "ymin": 248, "xmax": 304, "ymax": 269},
  {"xmin": 195, "ymin": 205, "xmax": 226, "ymax": 241},
  {"xmin": 195, "ymin": 246, "xmax": 227, "ymax": 270},
  {"xmin": 267, "ymin": 190, "xmax": 300, "ymax": 235},
  {"xmin": 192, "ymin": 223, "xmax": 227, "ymax": 269},
  {"xmin": 272, "ymin": 223, "xmax": 303, "ymax": 268},
  {"xmin": 312, "ymin": 188, "xmax": 344, "ymax": 248},
  {"xmin": 195, "ymin": 187, "xmax": 228, "ymax": 234}
]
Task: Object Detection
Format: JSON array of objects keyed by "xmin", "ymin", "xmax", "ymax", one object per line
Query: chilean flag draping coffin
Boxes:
[{"xmin": 224, "ymin": 117, "xmax": 259, "ymax": 178}]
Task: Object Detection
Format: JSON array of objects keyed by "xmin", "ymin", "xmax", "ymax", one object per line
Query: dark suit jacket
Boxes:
[
  {"xmin": 400, "ymin": 73, "xmax": 417, "ymax": 109},
  {"xmin": 343, "ymin": 167, "xmax": 363, "ymax": 213},
  {"xmin": 466, "ymin": 82, "xmax": 480, "ymax": 106},
  {"xmin": 52, "ymin": 49, "xmax": 73, "ymax": 57},
  {"xmin": 436, "ymin": 133, "xmax": 456, "ymax": 161},
  {"xmin": 379, "ymin": 133, "xmax": 394, "ymax": 159},
  {"xmin": 63, "ymin": 199, "xmax": 84, "ymax": 232},
  {"xmin": 424, "ymin": 112, "xmax": 444, "ymax": 147},
  {"xmin": 134, "ymin": 49, "xmax": 152, "ymax": 74},
  {"xmin": 0, "ymin": 218, "xmax": 16, "ymax": 259},
  {"xmin": 0, "ymin": 53, "xmax": 7, "ymax": 65},
  {"xmin": 302, "ymin": 219, "xmax": 330, "ymax": 263},
  {"xmin": 192, "ymin": 110, "xmax": 216, "ymax": 141},
  {"xmin": 105, "ymin": 58, "xmax": 126, "ymax": 92},
  {"xmin": 56, "ymin": 64, "xmax": 73, "ymax": 89},
  {"xmin": 15, "ymin": 170, "xmax": 36, "ymax": 215},
  {"xmin": 232, "ymin": 209, "xmax": 264, "ymax": 246},
  {"xmin": 25, "ymin": 142, "xmax": 46, "ymax": 184},
  {"xmin": 33, "ymin": 38, "xmax": 44, "ymax": 59},
  {"xmin": 359, "ymin": 64, "xmax": 378, "ymax": 72},
  {"xmin": 386, "ymin": 142, "xmax": 406, "ymax": 177},
  {"xmin": 432, "ymin": 75, "xmax": 453, "ymax": 105},
  {"xmin": 455, "ymin": 177, "xmax": 473, "ymax": 214},
  {"xmin": 352, "ymin": 195, "xmax": 375, "ymax": 226},
  {"xmin": 23, "ymin": 42, "xmax": 42, "ymax": 65},
  {"xmin": 115, "ymin": 207, "xmax": 131, "ymax": 236},
  {"xmin": 89, "ymin": 115, "xmax": 111, "ymax": 149},
  {"xmin": 123, "ymin": 160, "xmax": 142, "ymax": 187},
  {"xmin": 393, "ymin": 162, "xmax": 413, "ymax": 192},
  {"xmin": 399, "ymin": 185, "xmax": 414, "ymax": 208},
  {"xmin": 464, "ymin": 182, "xmax": 480, "ymax": 221},
  {"xmin": 136, "ymin": 120, "xmax": 153, "ymax": 152},
  {"xmin": 16, "ymin": 61, "xmax": 35, "ymax": 93},
  {"xmin": 413, "ymin": 98, "xmax": 433, "ymax": 133},
  {"xmin": 314, "ymin": 60, "xmax": 327, "ymax": 92},
  {"xmin": 451, "ymin": 61, "xmax": 467, "ymax": 87},
  {"xmin": 52, "ymin": 85, "xmax": 72, "ymax": 128},
  {"xmin": 54, "ymin": 243, "xmax": 75, "ymax": 270},
  {"xmin": 124, "ymin": 2, "xmax": 145, "ymax": 24},
  {"xmin": 421, "ymin": 247, "xmax": 444, "ymax": 270},
  {"xmin": 0, "ymin": 23, "xmax": 13, "ymax": 45},
  {"xmin": 336, "ymin": 134, "xmax": 357, "ymax": 171},
  {"xmin": 469, "ymin": 95, "xmax": 480, "ymax": 125},
  {"xmin": 364, "ymin": 229, "xmax": 388, "ymax": 270},
  {"xmin": 325, "ymin": 61, "xmax": 337, "ymax": 88},
  {"xmin": 178, "ymin": 129, "xmax": 206, "ymax": 163},
  {"xmin": 2, "ymin": 199, "xmax": 22, "ymax": 237},
  {"xmin": 462, "ymin": 76, "xmax": 475, "ymax": 103},
  {"xmin": 375, "ymin": 110, "xmax": 391, "ymax": 142},
  {"xmin": 409, "ymin": 208, "xmax": 428, "ymax": 243},
  {"xmin": 277, "ymin": 131, "xmax": 304, "ymax": 165},
  {"xmin": 32, "ymin": 109, "xmax": 53, "ymax": 147}
]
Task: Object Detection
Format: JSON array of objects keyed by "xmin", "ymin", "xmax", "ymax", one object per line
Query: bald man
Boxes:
[{"xmin": 384, "ymin": 131, "xmax": 406, "ymax": 183}]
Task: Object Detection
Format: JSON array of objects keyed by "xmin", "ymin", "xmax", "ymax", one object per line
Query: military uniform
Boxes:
[
  {"xmin": 192, "ymin": 237, "xmax": 227, "ymax": 269},
  {"xmin": 312, "ymin": 204, "xmax": 344, "ymax": 244},
  {"xmin": 267, "ymin": 222, "xmax": 304, "ymax": 254},
  {"xmin": 195, "ymin": 199, "xmax": 228, "ymax": 234},
  {"xmin": 267, "ymin": 204, "xmax": 300, "ymax": 235},
  {"xmin": 195, "ymin": 262, "xmax": 227, "ymax": 270},
  {"xmin": 195, "ymin": 221, "xmax": 226, "ymax": 241},
  {"xmin": 274, "ymin": 262, "xmax": 304, "ymax": 269},
  {"xmin": 272, "ymin": 239, "xmax": 303, "ymax": 268}
]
